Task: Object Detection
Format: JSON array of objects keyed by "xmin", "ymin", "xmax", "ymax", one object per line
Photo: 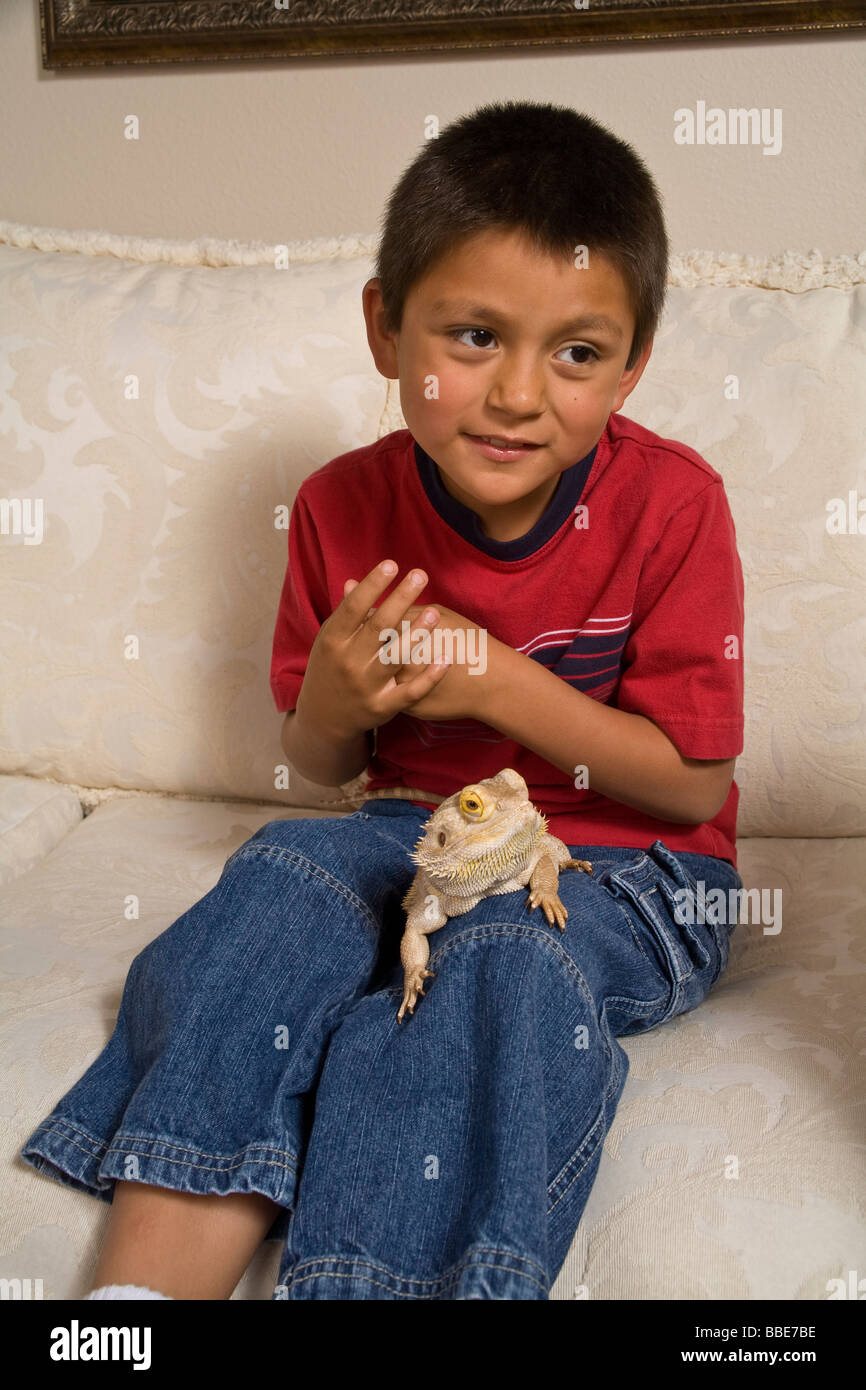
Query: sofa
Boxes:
[{"xmin": 0, "ymin": 219, "xmax": 863, "ymax": 1300}]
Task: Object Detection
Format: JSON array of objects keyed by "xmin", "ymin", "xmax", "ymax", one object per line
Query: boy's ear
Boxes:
[
  {"xmin": 362, "ymin": 277, "xmax": 400, "ymax": 380},
  {"xmin": 610, "ymin": 337, "xmax": 654, "ymax": 414}
]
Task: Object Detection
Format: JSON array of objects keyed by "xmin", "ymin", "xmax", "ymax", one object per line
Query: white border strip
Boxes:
[{"xmin": 0, "ymin": 219, "xmax": 864, "ymax": 290}]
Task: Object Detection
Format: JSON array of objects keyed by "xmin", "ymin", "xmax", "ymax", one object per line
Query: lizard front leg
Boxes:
[
  {"xmin": 397, "ymin": 881, "xmax": 447, "ymax": 1023},
  {"xmin": 397, "ymin": 927, "xmax": 436, "ymax": 1023},
  {"xmin": 526, "ymin": 853, "xmax": 570, "ymax": 932}
]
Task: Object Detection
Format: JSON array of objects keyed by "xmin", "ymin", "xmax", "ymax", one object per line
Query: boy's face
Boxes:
[{"xmin": 363, "ymin": 226, "xmax": 653, "ymax": 542}]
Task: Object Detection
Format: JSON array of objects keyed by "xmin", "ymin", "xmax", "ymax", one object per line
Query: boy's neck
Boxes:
[{"xmin": 433, "ymin": 464, "xmax": 562, "ymax": 542}]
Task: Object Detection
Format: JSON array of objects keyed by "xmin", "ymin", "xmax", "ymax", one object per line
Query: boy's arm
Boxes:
[
  {"xmin": 281, "ymin": 708, "xmax": 372, "ymax": 788},
  {"xmin": 478, "ymin": 642, "xmax": 734, "ymax": 826},
  {"xmin": 473, "ymin": 477, "xmax": 742, "ymax": 825}
]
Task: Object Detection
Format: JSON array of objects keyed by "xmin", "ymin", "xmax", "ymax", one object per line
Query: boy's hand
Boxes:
[
  {"xmin": 344, "ymin": 587, "xmax": 498, "ymax": 723},
  {"xmin": 396, "ymin": 602, "xmax": 496, "ymax": 720},
  {"xmin": 294, "ymin": 561, "xmax": 452, "ymax": 742}
]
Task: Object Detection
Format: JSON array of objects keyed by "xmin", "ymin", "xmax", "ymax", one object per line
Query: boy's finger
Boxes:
[
  {"xmin": 395, "ymin": 655, "xmax": 451, "ymax": 705},
  {"xmin": 334, "ymin": 564, "xmax": 431, "ymax": 653},
  {"xmin": 329, "ymin": 561, "xmax": 400, "ymax": 636},
  {"xmin": 344, "ymin": 579, "xmax": 378, "ymax": 620},
  {"xmin": 364, "ymin": 566, "xmax": 433, "ymax": 648}
]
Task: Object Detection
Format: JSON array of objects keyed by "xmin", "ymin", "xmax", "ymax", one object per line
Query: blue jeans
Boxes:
[{"xmin": 20, "ymin": 799, "xmax": 743, "ymax": 1300}]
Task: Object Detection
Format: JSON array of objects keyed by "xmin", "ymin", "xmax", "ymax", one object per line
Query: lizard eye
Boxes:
[
  {"xmin": 438, "ymin": 831, "xmax": 446, "ymax": 846},
  {"xmin": 459, "ymin": 790, "xmax": 484, "ymax": 819}
]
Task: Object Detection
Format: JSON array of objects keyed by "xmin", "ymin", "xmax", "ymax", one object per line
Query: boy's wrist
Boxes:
[
  {"xmin": 295, "ymin": 687, "xmax": 364, "ymax": 745},
  {"xmin": 283, "ymin": 701, "xmax": 371, "ymax": 786},
  {"xmin": 474, "ymin": 638, "xmax": 520, "ymax": 728}
]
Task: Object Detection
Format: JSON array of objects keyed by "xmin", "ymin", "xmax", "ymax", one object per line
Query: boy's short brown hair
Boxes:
[{"xmin": 374, "ymin": 100, "xmax": 669, "ymax": 372}]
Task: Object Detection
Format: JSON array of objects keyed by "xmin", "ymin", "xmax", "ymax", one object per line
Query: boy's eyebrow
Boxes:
[{"xmin": 429, "ymin": 299, "xmax": 625, "ymax": 342}]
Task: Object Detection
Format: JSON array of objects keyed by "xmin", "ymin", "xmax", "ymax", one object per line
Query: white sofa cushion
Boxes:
[
  {"xmin": 0, "ymin": 775, "xmax": 82, "ymax": 887},
  {"xmin": 0, "ymin": 227, "xmax": 387, "ymax": 816}
]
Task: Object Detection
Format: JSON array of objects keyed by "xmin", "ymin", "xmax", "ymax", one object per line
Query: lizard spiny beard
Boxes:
[{"xmin": 422, "ymin": 820, "xmax": 544, "ymax": 898}]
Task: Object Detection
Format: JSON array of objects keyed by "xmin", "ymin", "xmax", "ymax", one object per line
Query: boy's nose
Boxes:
[{"xmin": 486, "ymin": 354, "xmax": 546, "ymax": 415}]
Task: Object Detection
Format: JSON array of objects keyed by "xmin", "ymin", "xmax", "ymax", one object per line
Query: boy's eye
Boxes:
[
  {"xmin": 450, "ymin": 327, "xmax": 495, "ymax": 349},
  {"xmin": 448, "ymin": 328, "xmax": 598, "ymax": 365},
  {"xmin": 557, "ymin": 344, "xmax": 600, "ymax": 366}
]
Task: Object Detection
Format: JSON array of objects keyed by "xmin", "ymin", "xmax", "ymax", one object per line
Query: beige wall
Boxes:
[{"xmin": 1, "ymin": 2, "xmax": 863, "ymax": 252}]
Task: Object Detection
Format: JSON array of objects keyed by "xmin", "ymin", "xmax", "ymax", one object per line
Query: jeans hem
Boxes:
[
  {"xmin": 274, "ymin": 1247, "xmax": 550, "ymax": 1300},
  {"xmin": 19, "ymin": 1116, "xmax": 299, "ymax": 1209}
]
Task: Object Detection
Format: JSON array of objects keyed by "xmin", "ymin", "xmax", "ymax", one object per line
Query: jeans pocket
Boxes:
[
  {"xmin": 653, "ymin": 875, "xmax": 715, "ymax": 973},
  {"xmin": 657, "ymin": 844, "xmax": 742, "ymax": 985},
  {"xmin": 603, "ymin": 843, "xmax": 726, "ymax": 1026}
]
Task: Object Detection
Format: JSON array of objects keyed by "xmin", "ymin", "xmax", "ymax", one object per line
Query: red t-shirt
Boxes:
[{"xmin": 271, "ymin": 417, "xmax": 745, "ymax": 868}]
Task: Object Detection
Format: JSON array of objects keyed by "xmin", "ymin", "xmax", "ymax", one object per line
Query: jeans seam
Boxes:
[
  {"xmin": 602, "ymin": 990, "xmax": 668, "ymax": 1016},
  {"xmin": 280, "ymin": 1262, "xmax": 547, "ymax": 1297},
  {"xmin": 279, "ymin": 1245, "xmax": 549, "ymax": 1282},
  {"xmin": 547, "ymin": 1102, "xmax": 606, "ymax": 1213},
  {"xmin": 278, "ymin": 1251, "xmax": 549, "ymax": 1296},
  {"xmin": 387, "ymin": 921, "xmax": 596, "ymax": 993},
  {"xmin": 231, "ymin": 843, "xmax": 379, "ymax": 930},
  {"xmin": 380, "ymin": 921, "xmax": 600, "ymax": 1027},
  {"xmin": 27, "ymin": 1121, "xmax": 299, "ymax": 1172},
  {"xmin": 104, "ymin": 1150, "xmax": 297, "ymax": 1176}
]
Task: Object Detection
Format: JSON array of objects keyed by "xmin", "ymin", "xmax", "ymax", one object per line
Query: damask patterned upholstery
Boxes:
[{"xmin": 0, "ymin": 222, "xmax": 863, "ymax": 1299}]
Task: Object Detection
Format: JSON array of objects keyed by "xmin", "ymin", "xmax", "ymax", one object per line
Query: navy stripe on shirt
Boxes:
[{"xmin": 413, "ymin": 439, "xmax": 597, "ymax": 561}]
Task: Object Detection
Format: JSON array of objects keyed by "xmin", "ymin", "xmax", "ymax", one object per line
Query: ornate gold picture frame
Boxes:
[{"xmin": 40, "ymin": 2, "xmax": 866, "ymax": 69}]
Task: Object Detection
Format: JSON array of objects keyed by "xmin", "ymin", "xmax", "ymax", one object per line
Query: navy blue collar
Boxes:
[{"xmin": 413, "ymin": 439, "xmax": 597, "ymax": 560}]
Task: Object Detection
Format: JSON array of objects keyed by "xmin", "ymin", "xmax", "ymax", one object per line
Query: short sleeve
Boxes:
[
  {"xmin": 615, "ymin": 480, "xmax": 744, "ymax": 758},
  {"xmin": 270, "ymin": 489, "xmax": 332, "ymax": 714}
]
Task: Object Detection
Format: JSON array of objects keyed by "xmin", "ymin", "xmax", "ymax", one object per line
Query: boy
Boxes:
[{"xmin": 20, "ymin": 101, "xmax": 744, "ymax": 1300}]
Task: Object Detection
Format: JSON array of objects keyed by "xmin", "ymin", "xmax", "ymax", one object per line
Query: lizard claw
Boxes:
[
  {"xmin": 527, "ymin": 890, "xmax": 568, "ymax": 932},
  {"xmin": 397, "ymin": 968, "xmax": 436, "ymax": 1023}
]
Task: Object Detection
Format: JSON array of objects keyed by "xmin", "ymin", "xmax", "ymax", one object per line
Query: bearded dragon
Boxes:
[{"xmin": 396, "ymin": 768, "xmax": 592, "ymax": 1022}]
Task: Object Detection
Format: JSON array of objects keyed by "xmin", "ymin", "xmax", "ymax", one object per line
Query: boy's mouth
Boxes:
[{"xmin": 463, "ymin": 432, "xmax": 542, "ymax": 461}]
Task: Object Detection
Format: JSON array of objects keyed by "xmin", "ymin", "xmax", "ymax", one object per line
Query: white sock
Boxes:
[{"xmin": 85, "ymin": 1283, "xmax": 174, "ymax": 1300}]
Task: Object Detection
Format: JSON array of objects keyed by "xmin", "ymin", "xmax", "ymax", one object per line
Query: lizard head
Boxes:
[{"xmin": 408, "ymin": 767, "xmax": 546, "ymax": 891}]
